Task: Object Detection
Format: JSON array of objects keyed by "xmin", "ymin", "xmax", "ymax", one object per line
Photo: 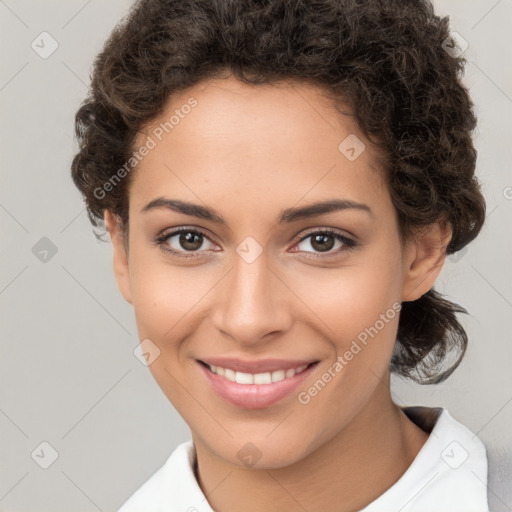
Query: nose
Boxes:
[{"xmin": 211, "ymin": 251, "xmax": 292, "ymax": 346}]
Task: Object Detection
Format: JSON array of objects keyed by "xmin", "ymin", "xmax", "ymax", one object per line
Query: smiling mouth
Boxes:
[
  {"xmin": 197, "ymin": 359, "xmax": 320, "ymax": 409},
  {"xmin": 197, "ymin": 360, "xmax": 318, "ymax": 385}
]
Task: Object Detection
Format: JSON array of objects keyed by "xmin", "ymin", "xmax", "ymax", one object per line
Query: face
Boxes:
[{"xmin": 106, "ymin": 76, "xmax": 447, "ymax": 468}]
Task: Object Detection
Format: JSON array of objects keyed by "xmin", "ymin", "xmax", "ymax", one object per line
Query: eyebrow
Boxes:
[{"xmin": 140, "ymin": 197, "xmax": 373, "ymax": 224}]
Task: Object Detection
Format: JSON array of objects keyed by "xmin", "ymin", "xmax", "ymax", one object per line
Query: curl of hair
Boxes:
[{"xmin": 71, "ymin": 0, "xmax": 486, "ymax": 384}]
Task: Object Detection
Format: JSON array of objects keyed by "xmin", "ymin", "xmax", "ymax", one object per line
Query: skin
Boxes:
[{"xmin": 105, "ymin": 76, "xmax": 451, "ymax": 511}]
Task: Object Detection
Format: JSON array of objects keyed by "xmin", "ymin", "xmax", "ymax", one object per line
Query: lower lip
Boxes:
[{"xmin": 198, "ymin": 361, "xmax": 318, "ymax": 409}]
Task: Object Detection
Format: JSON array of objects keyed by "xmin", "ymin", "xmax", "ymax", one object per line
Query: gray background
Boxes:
[{"xmin": 0, "ymin": 0, "xmax": 511, "ymax": 510}]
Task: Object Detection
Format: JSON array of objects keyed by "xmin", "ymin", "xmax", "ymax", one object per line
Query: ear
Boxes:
[
  {"xmin": 104, "ymin": 209, "xmax": 132, "ymax": 305},
  {"xmin": 401, "ymin": 221, "xmax": 452, "ymax": 302}
]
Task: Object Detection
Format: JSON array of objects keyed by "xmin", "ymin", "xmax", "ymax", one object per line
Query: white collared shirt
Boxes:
[{"xmin": 118, "ymin": 406, "xmax": 489, "ymax": 512}]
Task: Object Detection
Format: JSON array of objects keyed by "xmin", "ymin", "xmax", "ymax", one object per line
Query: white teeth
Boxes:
[
  {"xmin": 224, "ymin": 368, "xmax": 236, "ymax": 381},
  {"xmin": 253, "ymin": 372, "xmax": 272, "ymax": 384},
  {"xmin": 271, "ymin": 370, "xmax": 286, "ymax": 382},
  {"xmin": 206, "ymin": 363, "xmax": 311, "ymax": 384},
  {"xmin": 235, "ymin": 371, "xmax": 254, "ymax": 384}
]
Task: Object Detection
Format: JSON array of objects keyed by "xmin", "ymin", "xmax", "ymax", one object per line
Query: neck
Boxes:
[{"xmin": 192, "ymin": 378, "xmax": 429, "ymax": 512}]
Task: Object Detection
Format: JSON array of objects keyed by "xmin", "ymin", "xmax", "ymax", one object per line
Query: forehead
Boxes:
[{"xmin": 129, "ymin": 76, "xmax": 387, "ymax": 218}]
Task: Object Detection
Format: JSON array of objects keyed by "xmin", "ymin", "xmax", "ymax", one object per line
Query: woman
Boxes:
[{"xmin": 71, "ymin": 0, "xmax": 489, "ymax": 510}]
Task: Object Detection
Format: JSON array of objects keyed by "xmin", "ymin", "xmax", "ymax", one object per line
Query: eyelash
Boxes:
[{"xmin": 154, "ymin": 226, "xmax": 357, "ymax": 260}]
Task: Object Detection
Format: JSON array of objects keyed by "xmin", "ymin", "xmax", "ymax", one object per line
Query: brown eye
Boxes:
[
  {"xmin": 177, "ymin": 231, "xmax": 204, "ymax": 251},
  {"xmin": 294, "ymin": 229, "xmax": 356, "ymax": 257},
  {"xmin": 309, "ymin": 233, "xmax": 335, "ymax": 252},
  {"xmin": 155, "ymin": 228, "xmax": 216, "ymax": 258}
]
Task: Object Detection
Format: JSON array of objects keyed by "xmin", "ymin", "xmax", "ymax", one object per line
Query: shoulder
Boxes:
[
  {"xmin": 117, "ymin": 440, "xmax": 203, "ymax": 512},
  {"xmin": 362, "ymin": 406, "xmax": 490, "ymax": 512}
]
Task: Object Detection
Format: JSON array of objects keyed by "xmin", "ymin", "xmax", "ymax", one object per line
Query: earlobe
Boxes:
[
  {"xmin": 104, "ymin": 210, "xmax": 133, "ymax": 305},
  {"xmin": 401, "ymin": 222, "xmax": 452, "ymax": 302}
]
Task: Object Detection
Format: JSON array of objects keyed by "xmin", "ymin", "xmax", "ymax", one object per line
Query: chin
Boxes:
[{"xmin": 203, "ymin": 432, "xmax": 317, "ymax": 470}]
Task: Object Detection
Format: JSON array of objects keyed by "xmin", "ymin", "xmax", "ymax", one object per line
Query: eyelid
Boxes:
[
  {"xmin": 156, "ymin": 225, "xmax": 215, "ymax": 241},
  {"xmin": 293, "ymin": 227, "xmax": 353, "ymax": 244}
]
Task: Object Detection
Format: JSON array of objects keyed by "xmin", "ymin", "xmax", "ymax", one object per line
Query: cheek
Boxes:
[
  {"xmin": 304, "ymin": 275, "xmax": 399, "ymax": 381},
  {"xmin": 290, "ymin": 255, "xmax": 402, "ymax": 342},
  {"xmin": 128, "ymin": 248, "xmax": 212, "ymax": 338},
  {"xmin": 291, "ymin": 272, "xmax": 401, "ymax": 443},
  {"xmin": 287, "ymin": 244, "xmax": 403, "ymax": 389}
]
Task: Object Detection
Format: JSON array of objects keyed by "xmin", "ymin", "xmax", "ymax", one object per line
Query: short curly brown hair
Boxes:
[{"xmin": 71, "ymin": 0, "xmax": 486, "ymax": 384}]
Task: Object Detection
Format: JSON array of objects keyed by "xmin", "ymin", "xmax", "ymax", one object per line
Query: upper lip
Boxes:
[{"xmin": 198, "ymin": 357, "xmax": 318, "ymax": 374}]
